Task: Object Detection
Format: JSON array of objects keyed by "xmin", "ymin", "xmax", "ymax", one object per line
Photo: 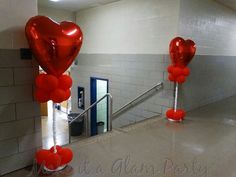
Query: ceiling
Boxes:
[
  {"xmin": 38, "ymin": 0, "xmax": 121, "ymax": 12},
  {"xmin": 215, "ymin": 0, "xmax": 236, "ymax": 11},
  {"xmin": 38, "ymin": 0, "xmax": 236, "ymax": 12}
]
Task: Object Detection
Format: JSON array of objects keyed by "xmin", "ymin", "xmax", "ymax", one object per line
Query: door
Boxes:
[{"xmin": 90, "ymin": 77, "xmax": 109, "ymax": 136}]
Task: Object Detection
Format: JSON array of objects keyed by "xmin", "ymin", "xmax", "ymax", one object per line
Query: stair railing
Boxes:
[
  {"xmin": 68, "ymin": 82, "xmax": 163, "ymax": 142},
  {"xmin": 69, "ymin": 93, "xmax": 113, "ymax": 140},
  {"xmin": 112, "ymin": 82, "xmax": 163, "ymax": 120}
]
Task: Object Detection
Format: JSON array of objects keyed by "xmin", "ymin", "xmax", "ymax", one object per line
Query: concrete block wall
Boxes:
[
  {"xmin": 179, "ymin": 55, "xmax": 236, "ymax": 111},
  {"xmin": 72, "ymin": 0, "xmax": 236, "ymax": 124},
  {"xmin": 75, "ymin": 0, "xmax": 180, "ymax": 54},
  {"xmin": 0, "ymin": 0, "xmax": 37, "ymax": 49},
  {"xmin": 0, "ymin": 49, "xmax": 41, "ymax": 175},
  {"xmin": 71, "ymin": 54, "xmax": 174, "ymax": 128},
  {"xmin": 178, "ymin": 0, "xmax": 236, "ymax": 56},
  {"xmin": 0, "ymin": 0, "xmax": 39, "ymax": 174},
  {"xmin": 38, "ymin": 5, "xmax": 76, "ymax": 23},
  {"xmin": 72, "ymin": 0, "xmax": 179, "ymax": 128},
  {"xmin": 177, "ymin": 0, "xmax": 236, "ymax": 110}
]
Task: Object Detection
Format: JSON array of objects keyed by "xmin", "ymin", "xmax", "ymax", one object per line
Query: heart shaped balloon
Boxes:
[
  {"xmin": 169, "ymin": 37, "xmax": 196, "ymax": 67},
  {"xmin": 25, "ymin": 16, "xmax": 83, "ymax": 77}
]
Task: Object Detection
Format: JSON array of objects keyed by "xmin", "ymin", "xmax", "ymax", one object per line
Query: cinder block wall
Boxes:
[
  {"xmin": 0, "ymin": 0, "xmax": 40, "ymax": 175},
  {"xmin": 0, "ymin": 50, "xmax": 42, "ymax": 175},
  {"xmin": 38, "ymin": 5, "xmax": 76, "ymax": 23},
  {"xmin": 70, "ymin": 0, "xmax": 179, "ymax": 128},
  {"xmin": 178, "ymin": 0, "xmax": 236, "ymax": 110},
  {"xmin": 71, "ymin": 54, "xmax": 174, "ymax": 128},
  {"xmin": 179, "ymin": 55, "xmax": 236, "ymax": 111},
  {"xmin": 72, "ymin": 0, "xmax": 236, "ymax": 123}
]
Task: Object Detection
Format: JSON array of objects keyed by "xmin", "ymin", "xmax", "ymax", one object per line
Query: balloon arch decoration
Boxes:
[
  {"xmin": 166, "ymin": 37, "xmax": 196, "ymax": 122},
  {"xmin": 25, "ymin": 16, "xmax": 83, "ymax": 171}
]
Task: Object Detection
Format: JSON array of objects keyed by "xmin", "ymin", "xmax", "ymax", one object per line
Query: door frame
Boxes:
[{"xmin": 90, "ymin": 77, "xmax": 109, "ymax": 136}]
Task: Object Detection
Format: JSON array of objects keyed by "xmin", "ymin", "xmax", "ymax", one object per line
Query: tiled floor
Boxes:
[{"xmin": 4, "ymin": 95, "xmax": 236, "ymax": 177}]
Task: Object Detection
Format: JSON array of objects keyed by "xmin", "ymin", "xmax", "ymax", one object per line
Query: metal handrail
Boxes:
[
  {"xmin": 68, "ymin": 82, "xmax": 162, "ymax": 141},
  {"xmin": 112, "ymin": 82, "xmax": 163, "ymax": 120},
  {"xmin": 69, "ymin": 93, "xmax": 113, "ymax": 137}
]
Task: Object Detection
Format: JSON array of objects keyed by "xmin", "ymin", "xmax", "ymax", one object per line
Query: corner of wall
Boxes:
[{"xmin": 0, "ymin": 0, "xmax": 41, "ymax": 175}]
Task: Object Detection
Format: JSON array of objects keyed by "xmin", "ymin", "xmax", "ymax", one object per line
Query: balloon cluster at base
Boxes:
[
  {"xmin": 36, "ymin": 145, "xmax": 73, "ymax": 170},
  {"xmin": 166, "ymin": 109, "xmax": 186, "ymax": 121},
  {"xmin": 167, "ymin": 65, "xmax": 190, "ymax": 84},
  {"xmin": 35, "ymin": 74, "xmax": 72, "ymax": 103}
]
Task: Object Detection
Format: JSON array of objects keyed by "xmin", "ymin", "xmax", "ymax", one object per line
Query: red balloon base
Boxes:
[
  {"xmin": 44, "ymin": 164, "xmax": 67, "ymax": 172},
  {"xmin": 35, "ymin": 145, "xmax": 73, "ymax": 171},
  {"xmin": 166, "ymin": 109, "xmax": 186, "ymax": 122}
]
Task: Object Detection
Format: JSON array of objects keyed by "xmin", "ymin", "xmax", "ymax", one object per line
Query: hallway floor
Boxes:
[{"xmin": 4, "ymin": 96, "xmax": 236, "ymax": 177}]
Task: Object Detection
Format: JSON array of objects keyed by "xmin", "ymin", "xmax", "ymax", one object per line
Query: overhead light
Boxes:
[{"xmin": 50, "ymin": 0, "xmax": 60, "ymax": 2}]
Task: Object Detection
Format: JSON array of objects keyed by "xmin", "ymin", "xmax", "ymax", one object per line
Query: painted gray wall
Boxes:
[
  {"xmin": 178, "ymin": 0, "xmax": 236, "ymax": 56},
  {"xmin": 38, "ymin": 5, "xmax": 76, "ymax": 23},
  {"xmin": 75, "ymin": 0, "xmax": 180, "ymax": 54},
  {"xmin": 180, "ymin": 55, "xmax": 236, "ymax": 111},
  {"xmin": 71, "ymin": 54, "xmax": 173, "ymax": 128},
  {"xmin": 0, "ymin": 49, "xmax": 41, "ymax": 175},
  {"xmin": 72, "ymin": 54, "xmax": 236, "ymax": 127},
  {"xmin": 72, "ymin": 0, "xmax": 236, "ymax": 127},
  {"xmin": 0, "ymin": 0, "xmax": 40, "ymax": 174}
]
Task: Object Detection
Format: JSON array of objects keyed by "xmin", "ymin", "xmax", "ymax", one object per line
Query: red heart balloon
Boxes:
[
  {"xmin": 25, "ymin": 16, "xmax": 83, "ymax": 77},
  {"xmin": 169, "ymin": 37, "xmax": 196, "ymax": 67}
]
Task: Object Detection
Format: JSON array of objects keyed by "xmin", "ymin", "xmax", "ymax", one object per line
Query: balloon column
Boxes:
[
  {"xmin": 166, "ymin": 37, "xmax": 196, "ymax": 122},
  {"xmin": 25, "ymin": 16, "xmax": 83, "ymax": 171}
]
